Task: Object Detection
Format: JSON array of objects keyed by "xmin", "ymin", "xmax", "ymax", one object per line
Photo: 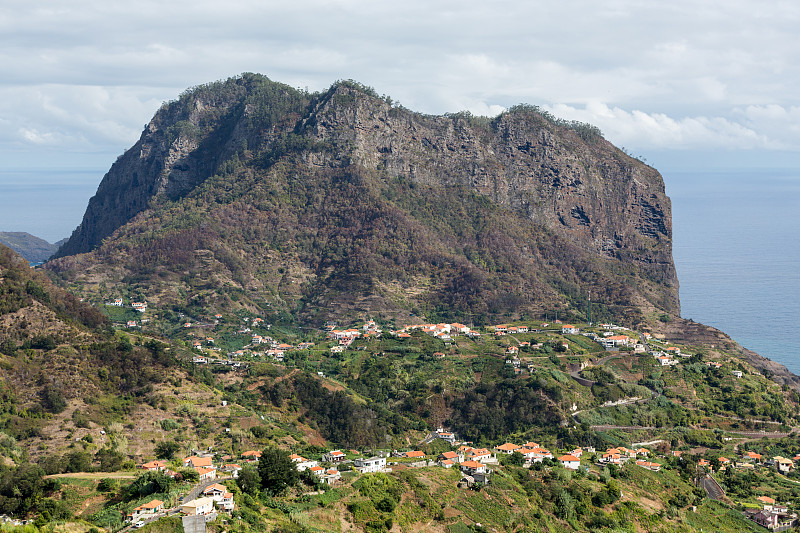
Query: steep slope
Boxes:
[
  {"xmin": 0, "ymin": 244, "xmax": 180, "ymax": 456},
  {"xmin": 50, "ymin": 74, "xmax": 677, "ymax": 327}
]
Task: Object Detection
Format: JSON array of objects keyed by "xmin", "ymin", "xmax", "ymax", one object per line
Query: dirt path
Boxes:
[{"xmin": 45, "ymin": 472, "xmax": 136, "ymax": 480}]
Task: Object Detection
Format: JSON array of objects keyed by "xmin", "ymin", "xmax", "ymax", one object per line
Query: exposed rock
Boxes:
[{"xmin": 50, "ymin": 74, "xmax": 679, "ymax": 325}]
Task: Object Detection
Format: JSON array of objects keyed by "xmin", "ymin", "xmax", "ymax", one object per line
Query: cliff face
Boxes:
[
  {"xmin": 50, "ymin": 74, "xmax": 679, "ymax": 324},
  {"xmin": 304, "ymin": 87, "xmax": 676, "ymax": 303}
]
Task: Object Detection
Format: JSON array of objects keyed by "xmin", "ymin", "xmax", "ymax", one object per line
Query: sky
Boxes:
[{"xmin": 1, "ymin": 0, "xmax": 799, "ymax": 241}]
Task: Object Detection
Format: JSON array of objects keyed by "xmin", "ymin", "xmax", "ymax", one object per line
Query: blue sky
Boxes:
[{"xmin": 1, "ymin": 0, "xmax": 799, "ymax": 240}]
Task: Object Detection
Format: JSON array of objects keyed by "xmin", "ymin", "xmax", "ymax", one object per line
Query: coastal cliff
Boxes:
[{"xmin": 50, "ymin": 74, "xmax": 678, "ymax": 326}]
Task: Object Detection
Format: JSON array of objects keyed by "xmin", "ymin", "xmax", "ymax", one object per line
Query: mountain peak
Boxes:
[{"xmin": 49, "ymin": 74, "xmax": 678, "ymax": 327}]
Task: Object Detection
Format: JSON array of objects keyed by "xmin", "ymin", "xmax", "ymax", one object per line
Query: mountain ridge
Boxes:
[
  {"xmin": 0, "ymin": 232, "xmax": 63, "ymax": 263},
  {"xmin": 50, "ymin": 73, "xmax": 677, "ymax": 327}
]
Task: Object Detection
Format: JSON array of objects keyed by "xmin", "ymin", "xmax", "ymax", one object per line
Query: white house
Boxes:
[
  {"xmin": 558, "ymin": 454, "xmax": 581, "ymax": 470},
  {"xmin": 354, "ymin": 456, "xmax": 387, "ymax": 473},
  {"xmin": 182, "ymin": 497, "xmax": 214, "ymax": 516},
  {"xmin": 127, "ymin": 500, "xmax": 163, "ymax": 522},
  {"xmin": 323, "ymin": 450, "xmax": 346, "ymax": 463}
]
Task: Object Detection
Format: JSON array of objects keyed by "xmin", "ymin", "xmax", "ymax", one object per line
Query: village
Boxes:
[
  {"xmin": 92, "ymin": 298, "xmax": 800, "ymax": 531},
  {"xmin": 121, "ymin": 424, "xmax": 800, "ymax": 531}
]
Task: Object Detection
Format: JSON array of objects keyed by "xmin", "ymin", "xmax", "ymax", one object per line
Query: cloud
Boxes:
[
  {"xmin": 0, "ymin": 0, "xmax": 798, "ymax": 165},
  {"xmin": 543, "ymin": 102, "xmax": 781, "ymax": 151}
]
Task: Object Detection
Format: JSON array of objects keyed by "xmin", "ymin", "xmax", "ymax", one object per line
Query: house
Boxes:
[
  {"xmin": 127, "ymin": 499, "xmax": 164, "ymax": 522},
  {"xmin": 215, "ymin": 492, "xmax": 235, "ymax": 511},
  {"xmin": 440, "ymin": 459, "xmax": 455, "ymax": 468},
  {"xmin": 464, "ymin": 448, "xmax": 493, "ymax": 463},
  {"xmin": 140, "ymin": 460, "xmax": 168, "ymax": 471},
  {"xmin": 203, "ymin": 484, "xmax": 234, "ymax": 511},
  {"xmin": 774, "ymin": 456, "xmax": 794, "ymax": 473},
  {"xmin": 221, "ymin": 464, "xmax": 242, "ymax": 478},
  {"xmin": 354, "ymin": 456, "xmax": 387, "ymax": 473},
  {"xmin": 558, "ymin": 454, "xmax": 581, "ymax": 470},
  {"xmin": 561, "ymin": 325, "xmax": 579, "ymax": 335},
  {"xmin": 601, "ymin": 453, "xmax": 623, "ymax": 465},
  {"xmin": 657, "ymin": 355, "xmax": 678, "ymax": 366},
  {"xmin": 436, "ymin": 429, "xmax": 456, "ymax": 443},
  {"xmin": 241, "ymin": 450, "xmax": 262, "ymax": 461},
  {"xmin": 181, "ymin": 497, "xmax": 214, "ymax": 516},
  {"xmin": 605, "ymin": 335, "xmax": 630, "ymax": 346},
  {"xmin": 635, "ymin": 460, "xmax": 661, "ymax": 472},
  {"xmin": 322, "ymin": 468, "xmax": 341, "ymax": 484},
  {"xmin": 296, "ymin": 459, "xmax": 319, "ymax": 472},
  {"xmin": 196, "ymin": 466, "xmax": 217, "ymax": 481},
  {"xmin": 527, "ymin": 447, "xmax": 553, "ymax": 463},
  {"xmin": 183, "ymin": 456, "xmax": 213, "ymax": 469},
  {"xmin": 202, "ymin": 484, "xmax": 228, "ymax": 499},
  {"xmin": 132, "ymin": 302, "xmax": 147, "ymax": 312},
  {"xmin": 403, "ymin": 450, "xmax": 426, "ymax": 459},
  {"xmin": 439, "ymin": 451, "xmax": 460, "ymax": 463},
  {"xmin": 323, "ymin": 450, "xmax": 346, "ymax": 463},
  {"xmin": 460, "ymin": 460, "xmax": 487, "ymax": 475},
  {"xmin": 732, "ymin": 370, "xmax": 743, "ymax": 378},
  {"xmin": 757, "ymin": 496, "xmax": 776, "ymax": 507},
  {"xmin": 495, "ymin": 443, "xmax": 521, "ymax": 455}
]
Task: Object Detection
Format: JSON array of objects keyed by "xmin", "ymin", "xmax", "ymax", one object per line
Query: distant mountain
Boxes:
[
  {"xmin": 49, "ymin": 74, "xmax": 678, "ymax": 327},
  {"xmin": 0, "ymin": 232, "xmax": 61, "ymax": 263}
]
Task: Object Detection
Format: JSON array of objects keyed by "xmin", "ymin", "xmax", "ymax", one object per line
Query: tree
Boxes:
[
  {"xmin": 237, "ymin": 465, "xmax": 261, "ymax": 495},
  {"xmin": 502, "ymin": 451, "xmax": 525, "ymax": 467},
  {"xmin": 257, "ymin": 447, "xmax": 298, "ymax": 495},
  {"xmin": 155, "ymin": 440, "xmax": 181, "ymax": 460}
]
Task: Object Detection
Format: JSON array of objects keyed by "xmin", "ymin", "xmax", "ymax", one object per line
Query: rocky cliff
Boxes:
[{"xmin": 50, "ymin": 74, "xmax": 678, "ymax": 325}]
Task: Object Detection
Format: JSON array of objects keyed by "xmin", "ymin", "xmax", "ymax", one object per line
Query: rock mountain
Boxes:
[{"xmin": 50, "ymin": 73, "xmax": 677, "ymax": 326}]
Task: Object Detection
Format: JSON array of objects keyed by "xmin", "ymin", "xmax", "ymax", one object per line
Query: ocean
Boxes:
[
  {"xmin": 1, "ymin": 170, "xmax": 100, "ymax": 244},
  {"xmin": 668, "ymin": 169, "xmax": 800, "ymax": 376}
]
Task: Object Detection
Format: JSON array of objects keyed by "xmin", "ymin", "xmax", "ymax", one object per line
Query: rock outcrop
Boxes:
[{"xmin": 50, "ymin": 74, "xmax": 679, "ymax": 324}]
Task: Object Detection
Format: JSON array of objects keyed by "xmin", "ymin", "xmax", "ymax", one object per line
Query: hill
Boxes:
[
  {"xmin": 0, "ymin": 232, "xmax": 61, "ymax": 263},
  {"xmin": 49, "ymin": 73, "xmax": 677, "ymax": 328}
]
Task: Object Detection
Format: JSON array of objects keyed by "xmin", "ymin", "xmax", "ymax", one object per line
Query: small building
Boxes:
[
  {"xmin": 241, "ymin": 450, "xmax": 262, "ymax": 462},
  {"xmin": 140, "ymin": 460, "xmax": 168, "ymax": 471},
  {"xmin": 323, "ymin": 450, "xmax": 346, "ymax": 463},
  {"xmin": 196, "ymin": 467, "xmax": 217, "ymax": 481},
  {"xmin": 183, "ymin": 456, "xmax": 213, "ymax": 469},
  {"xmin": 182, "ymin": 497, "xmax": 214, "ymax": 516},
  {"xmin": 460, "ymin": 460, "xmax": 487, "ymax": 475},
  {"xmin": 127, "ymin": 499, "xmax": 164, "ymax": 522},
  {"xmin": 635, "ymin": 460, "xmax": 661, "ymax": 472},
  {"xmin": 558, "ymin": 454, "xmax": 581, "ymax": 470},
  {"xmin": 495, "ymin": 443, "xmax": 521, "ymax": 455},
  {"xmin": 354, "ymin": 456, "xmax": 387, "ymax": 474},
  {"xmin": 774, "ymin": 457, "xmax": 794, "ymax": 473},
  {"xmin": 403, "ymin": 450, "xmax": 426, "ymax": 459}
]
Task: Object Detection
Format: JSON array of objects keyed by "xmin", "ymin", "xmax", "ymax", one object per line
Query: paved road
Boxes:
[{"xmin": 701, "ymin": 475, "xmax": 726, "ymax": 501}]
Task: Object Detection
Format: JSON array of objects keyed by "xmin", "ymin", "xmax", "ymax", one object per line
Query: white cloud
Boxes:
[{"xmin": 0, "ymin": 0, "xmax": 798, "ymax": 163}]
